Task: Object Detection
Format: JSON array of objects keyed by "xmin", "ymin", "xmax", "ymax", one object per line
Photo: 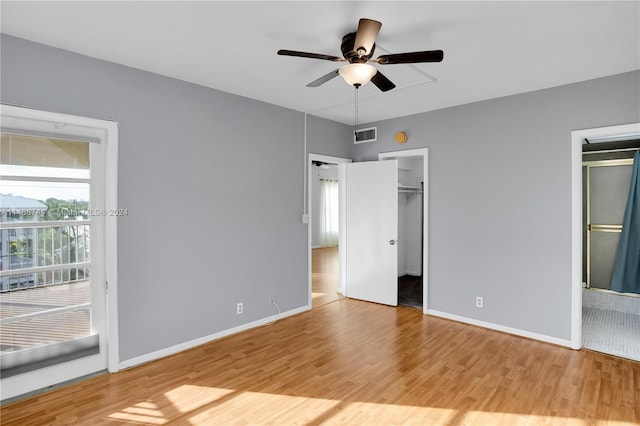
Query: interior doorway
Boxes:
[
  {"xmin": 581, "ymin": 136, "xmax": 640, "ymax": 361},
  {"xmin": 571, "ymin": 122, "xmax": 640, "ymax": 357},
  {"xmin": 308, "ymin": 154, "xmax": 351, "ymax": 309},
  {"xmin": 378, "ymin": 148, "xmax": 429, "ymax": 313},
  {"xmin": 336, "ymin": 148, "xmax": 428, "ymax": 311}
]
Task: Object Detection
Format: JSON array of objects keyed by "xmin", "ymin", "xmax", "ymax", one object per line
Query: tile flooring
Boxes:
[{"xmin": 582, "ymin": 289, "xmax": 640, "ymax": 361}]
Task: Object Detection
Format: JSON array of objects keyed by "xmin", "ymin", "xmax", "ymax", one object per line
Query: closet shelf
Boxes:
[{"xmin": 398, "ymin": 185, "xmax": 422, "ymax": 193}]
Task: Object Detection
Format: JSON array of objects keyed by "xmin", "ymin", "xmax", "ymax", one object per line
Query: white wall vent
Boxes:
[{"xmin": 354, "ymin": 127, "xmax": 377, "ymax": 144}]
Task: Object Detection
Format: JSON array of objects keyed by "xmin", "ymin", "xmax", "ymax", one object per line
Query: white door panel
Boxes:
[{"xmin": 344, "ymin": 160, "xmax": 398, "ymax": 306}]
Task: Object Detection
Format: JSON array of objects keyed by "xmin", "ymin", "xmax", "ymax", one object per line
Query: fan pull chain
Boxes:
[{"xmin": 354, "ymin": 86, "xmax": 359, "ymax": 137}]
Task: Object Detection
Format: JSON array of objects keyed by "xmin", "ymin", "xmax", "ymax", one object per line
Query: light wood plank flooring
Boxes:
[
  {"xmin": 2, "ymin": 299, "xmax": 639, "ymax": 425},
  {"xmin": 312, "ymin": 247, "xmax": 343, "ymax": 308}
]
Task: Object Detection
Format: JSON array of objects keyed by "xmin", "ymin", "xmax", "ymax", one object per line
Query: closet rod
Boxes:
[{"xmin": 583, "ymin": 147, "xmax": 639, "ymax": 155}]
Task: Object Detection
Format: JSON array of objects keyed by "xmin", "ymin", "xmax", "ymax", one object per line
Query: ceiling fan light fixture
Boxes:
[
  {"xmin": 339, "ymin": 63, "xmax": 377, "ymax": 87},
  {"xmin": 278, "ymin": 17, "xmax": 443, "ymax": 92}
]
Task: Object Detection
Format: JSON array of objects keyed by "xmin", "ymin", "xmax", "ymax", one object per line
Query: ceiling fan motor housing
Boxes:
[{"xmin": 341, "ymin": 32, "xmax": 374, "ymax": 63}]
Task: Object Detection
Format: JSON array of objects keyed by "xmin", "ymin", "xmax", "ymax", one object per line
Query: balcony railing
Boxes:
[
  {"xmin": 0, "ymin": 220, "xmax": 91, "ymax": 292},
  {"xmin": 0, "ymin": 220, "xmax": 93, "ymax": 363}
]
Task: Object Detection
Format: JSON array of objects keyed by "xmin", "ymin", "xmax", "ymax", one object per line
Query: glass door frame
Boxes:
[
  {"xmin": 583, "ymin": 158, "xmax": 634, "ymax": 289},
  {"xmin": 0, "ymin": 104, "xmax": 119, "ymax": 401}
]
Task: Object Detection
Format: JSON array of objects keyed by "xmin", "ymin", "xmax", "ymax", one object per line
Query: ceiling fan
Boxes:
[{"xmin": 277, "ymin": 18, "xmax": 444, "ymax": 92}]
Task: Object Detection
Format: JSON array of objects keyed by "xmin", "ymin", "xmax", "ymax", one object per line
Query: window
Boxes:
[{"xmin": 319, "ymin": 179, "xmax": 339, "ymax": 247}]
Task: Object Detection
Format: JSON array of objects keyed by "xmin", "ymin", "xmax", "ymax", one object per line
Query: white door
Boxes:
[{"xmin": 343, "ymin": 160, "xmax": 398, "ymax": 306}]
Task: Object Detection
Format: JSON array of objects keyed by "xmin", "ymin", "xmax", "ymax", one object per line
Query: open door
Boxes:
[{"xmin": 343, "ymin": 160, "xmax": 398, "ymax": 306}]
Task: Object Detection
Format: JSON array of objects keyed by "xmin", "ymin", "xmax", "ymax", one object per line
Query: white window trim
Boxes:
[{"xmin": 0, "ymin": 104, "xmax": 119, "ymax": 400}]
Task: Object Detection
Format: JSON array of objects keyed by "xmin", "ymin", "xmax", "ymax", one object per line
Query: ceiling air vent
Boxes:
[{"xmin": 354, "ymin": 127, "xmax": 377, "ymax": 144}]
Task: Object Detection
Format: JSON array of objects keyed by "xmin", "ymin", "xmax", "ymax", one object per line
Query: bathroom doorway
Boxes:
[{"xmin": 581, "ymin": 131, "xmax": 640, "ymax": 361}]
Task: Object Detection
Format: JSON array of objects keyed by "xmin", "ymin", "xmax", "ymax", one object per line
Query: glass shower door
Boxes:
[{"xmin": 585, "ymin": 160, "xmax": 633, "ymax": 289}]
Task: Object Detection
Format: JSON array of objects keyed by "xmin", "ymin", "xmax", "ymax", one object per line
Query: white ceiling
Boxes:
[{"xmin": 1, "ymin": 1, "xmax": 639, "ymax": 125}]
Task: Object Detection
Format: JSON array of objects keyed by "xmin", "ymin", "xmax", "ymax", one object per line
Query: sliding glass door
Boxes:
[
  {"xmin": 584, "ymin": 159, "xmax": 634, "ymax": 289},
  {"xmin": 0, "ymin": 105, "xmax": 118, "ymax": 401}
]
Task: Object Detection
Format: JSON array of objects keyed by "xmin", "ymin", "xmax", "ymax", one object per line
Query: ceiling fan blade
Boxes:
[
  {"xmin": 306, "ymin": 69, "xmax": 340, "ymax": 87},
  {"xmin": 353, "ymin": 18, "xmax": 382, "ymax": 57},
  {"xmin": 376, "ymin": 50, "xmax": 444, "ymax": 64},
  {"xmin": 370, "ymin": 71, "xmax": 396, "ymax": 92},
  {"xmin": 277, "ymin": 49, "xmax": 345, "ymax": 62}
]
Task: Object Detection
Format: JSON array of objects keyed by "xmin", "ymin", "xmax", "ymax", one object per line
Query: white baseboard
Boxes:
[
  {"xmin": 427, "ymin": 309, "xmax": 574, "ymax": 349},
  {"xmin": 120, "ymin": 306, "xmax": 574, "ymax": 371},
  {"xmin": 119, "ymin": 305, "xmax": 311, "ymax": 370}
]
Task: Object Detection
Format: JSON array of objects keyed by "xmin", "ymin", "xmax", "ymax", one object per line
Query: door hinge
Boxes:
[{"xmin": 105, "ymin": 281, "xmax": 109, "ymax": 294}]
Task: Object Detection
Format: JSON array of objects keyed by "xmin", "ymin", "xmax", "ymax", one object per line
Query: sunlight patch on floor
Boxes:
[
  {"xmin": 106, "ymin": 401, "xmax": 167, "ymax": 424},
  {"xmin": 162, "ymin": 385, "xmax": 236, "ymax": 413},
  {"xmin": 106, "ymin": 383, "xmax": 632, "ymax": 426},
  {"xmin": 104, "ymin": 385, "xmax": 620, "ymax": 425},
  {"xmin": 188, "ymin": 389, "xmax": 341, "ymax": 425},
  {"xmin": 105, "ymin": 385, "xmax": 236, "ymax": 424}
]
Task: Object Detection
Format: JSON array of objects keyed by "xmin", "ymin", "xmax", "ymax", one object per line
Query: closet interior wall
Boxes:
[{"xmin": 398, "ymin": 157, "xmax": 424, "ymax": 277}]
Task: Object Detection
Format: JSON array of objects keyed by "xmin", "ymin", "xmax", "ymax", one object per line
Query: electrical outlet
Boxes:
[
  {"xmin": 476, "ymin": 296, "xmax": 484, "ymax": 308},
  {"xmin": 236, "ymin": 302, "xmax": 243, "ymax": 314}
]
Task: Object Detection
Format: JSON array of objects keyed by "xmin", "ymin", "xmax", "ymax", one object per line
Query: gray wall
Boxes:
[
  {"xmin": 306, "ymin": 115, "xmax": 353, "ymax": 159},
  {"xmin": 2, "ymin": 32, "xmax": 638, "ymax": 354},
  {"xmin": 354, "ymin": 70, "xmax": 640, "ymax": 340},
  {"xmin": 0, "ymin": 34, "xmax": 352, "ymax": 361}
]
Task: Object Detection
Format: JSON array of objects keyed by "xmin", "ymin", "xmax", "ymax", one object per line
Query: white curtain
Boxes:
[{"xmin": 319, "ymin": 179, "xmax": 339, "ymax": 247}]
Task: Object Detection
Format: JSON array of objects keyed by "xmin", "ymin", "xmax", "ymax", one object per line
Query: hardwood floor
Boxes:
[
  {"xmin": 2, "ymin": 299, "xmax": 639, "ymax": 425},
  {"xmin": 312, "ymin": 247, "xmax": 343, "ymax": 308}
]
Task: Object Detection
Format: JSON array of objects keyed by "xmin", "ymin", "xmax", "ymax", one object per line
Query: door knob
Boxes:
[{"xmin": 389, "ymin": 239, "xmax": 398, "ymax": 245}]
